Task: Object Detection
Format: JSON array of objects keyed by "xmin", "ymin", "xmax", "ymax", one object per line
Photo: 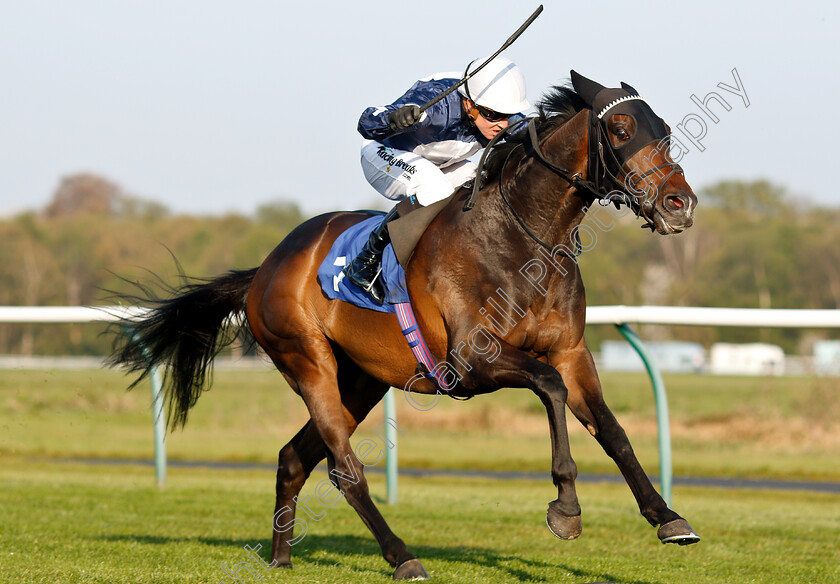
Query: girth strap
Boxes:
[{"xmin": 395, "ymin": 302, "xmax": 451, "ymax": 392}]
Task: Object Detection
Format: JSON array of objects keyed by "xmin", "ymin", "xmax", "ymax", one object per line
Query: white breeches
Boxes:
[{"xmin": 360, "ymin": 140, "xmax": 477, "ymax": 206}]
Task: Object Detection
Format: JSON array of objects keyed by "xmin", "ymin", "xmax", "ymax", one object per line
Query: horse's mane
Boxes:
[{"xmin": 483, "ymin": 85, "xmax": 587, "ymax": 181}]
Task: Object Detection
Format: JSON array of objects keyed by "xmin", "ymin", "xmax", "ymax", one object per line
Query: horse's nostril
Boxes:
[{"xmin": 667, "ymin": 195, "xmax": 685, "ymax": 210}]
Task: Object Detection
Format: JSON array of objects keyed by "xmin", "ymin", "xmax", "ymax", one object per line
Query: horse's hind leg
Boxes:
[
  {"xmin": 270, "ymin": 419, "xmax": 324, "ymax": 567},
  {"xmin": 270, "ymin": 370, "xmax": 407, "ymax": 568},
  {"xmin": 267, "ymin": 341, "xmax": 428, "ymax": 580},
  {"xmin": 558, "ymin": 347, "xmax": 701, "ymax": 545}
]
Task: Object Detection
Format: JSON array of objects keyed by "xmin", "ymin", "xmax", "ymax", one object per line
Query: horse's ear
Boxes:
[
  {"xmin": 621, "ymin": 82, "xmax": 640, "ymax": 96},
  {"xmin": 570, "ymin": 70, "xmax": 606, "ymax": 107}
]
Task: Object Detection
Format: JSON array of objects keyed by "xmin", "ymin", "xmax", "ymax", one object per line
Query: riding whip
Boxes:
[{"xmin": 417, "ymin": 4, "xmax": 543, "ymax": 114}]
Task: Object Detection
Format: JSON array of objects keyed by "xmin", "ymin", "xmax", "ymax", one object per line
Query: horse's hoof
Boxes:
[
  {"xmin": 269, "ymin": 560, "xmax": 292, "ymax": 569},
  {"xmin": 658, "ymin": 519, "xmax": 701, "ymax": 545},
  {"xmin": 394, "ymin": 558, "xmax": 430, "ymax": 580},
  {"xmin": 546, "ymin": 506, "xmax": 583, "ymax": 540}
]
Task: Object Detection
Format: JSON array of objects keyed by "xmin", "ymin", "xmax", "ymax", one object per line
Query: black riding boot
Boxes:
[{"xmin": 343, "ymin": 207, "xmax": 399, "ymax": 304}]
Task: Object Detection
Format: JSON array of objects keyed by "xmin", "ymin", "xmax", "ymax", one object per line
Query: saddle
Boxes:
[
  {"xmin": 317, "ymin": 215, "xmax": 407, "ymax": 313},
  {"xmin": 386, "ymin": 192, "xmax": 455, "ymax": 267},
  {"xmin": 316, "ymin": 191, "xmax": 460, "ymax": 391}
]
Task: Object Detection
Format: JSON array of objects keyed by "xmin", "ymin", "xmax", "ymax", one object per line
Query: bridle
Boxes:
[
  {"xmin": 463, "ymin": 103, "xmax": 684, "ymax": 251},
  {"xmin": 588, "ymin": 113, "xmax": 684, "ymax": 228}
]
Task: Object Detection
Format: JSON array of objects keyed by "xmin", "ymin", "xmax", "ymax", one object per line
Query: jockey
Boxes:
[{"xmin": 343, "ymin": 55, "xmax": 531, "ymax": 304}]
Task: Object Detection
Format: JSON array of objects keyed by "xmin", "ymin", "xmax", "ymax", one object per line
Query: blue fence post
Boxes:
[
  {"xmin": 615, "ymin": 323, "xmax": 672, "ymax": 506},
  {"xmin": 130, "ymin": 329, "xmax": 167, "ymax": 487},
  {"xmin": 149, "ymin": 364, "xmax": 167, "ymax": 487}
]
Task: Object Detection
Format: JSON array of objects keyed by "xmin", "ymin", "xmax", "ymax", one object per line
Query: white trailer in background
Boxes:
[
  {"xmin": 709, "ymin": 342, "xmax": 786, "ymax": 376},
  {"xmin": 814, "ymin": 340, "xmax": 840, "ymax": 376},
  {"xmin": 600, "ymin": 340, "xmax": 706, "ymax": 374}
]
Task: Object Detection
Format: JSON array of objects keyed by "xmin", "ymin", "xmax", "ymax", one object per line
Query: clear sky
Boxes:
[{"xmin": 1, "ymin": 0, "xmax": 836, "ymax": 218}]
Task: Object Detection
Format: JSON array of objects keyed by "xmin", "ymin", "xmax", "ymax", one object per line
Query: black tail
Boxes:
[{"xmin": 107, "ymin": 267, "xmax": 259, "ymax": 430}]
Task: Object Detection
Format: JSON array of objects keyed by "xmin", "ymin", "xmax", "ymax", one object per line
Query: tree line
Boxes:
[{"xmin": 1, "ymin": 173, "xmax": 837, "ymax": 356}]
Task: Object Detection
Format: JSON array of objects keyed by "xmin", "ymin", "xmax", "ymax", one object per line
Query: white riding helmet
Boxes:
[{"xmin": 457, "ymin": 55, "xmax": 529, "ymax": 115}]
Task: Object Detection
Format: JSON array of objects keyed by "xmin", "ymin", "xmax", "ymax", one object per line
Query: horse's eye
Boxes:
[{"xmin": 616, "ymin": 129, "xmax": 629, "ymax": 141}]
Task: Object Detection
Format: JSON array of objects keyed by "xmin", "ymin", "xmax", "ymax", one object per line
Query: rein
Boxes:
[
  {"xmin": 464, "ymin": 108, "xmax": 685, "ymax": 244},
  {"xmin": 495, "ymin": 141, "xmax": 581, "ymax": 258}
]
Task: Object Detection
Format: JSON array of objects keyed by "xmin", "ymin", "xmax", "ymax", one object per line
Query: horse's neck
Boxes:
[
  {"xmin": 499, "ymin": 111, "xmax": 591, "ymax": 253},
  {"xmin": 411, "ymin": 113, "xmax": 593, "ymax": 348}
]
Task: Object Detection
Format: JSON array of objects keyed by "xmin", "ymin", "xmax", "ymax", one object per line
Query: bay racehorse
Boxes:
[{"xmin": 110, "ymin": 71, "xmax": 699, "ymax": 580}]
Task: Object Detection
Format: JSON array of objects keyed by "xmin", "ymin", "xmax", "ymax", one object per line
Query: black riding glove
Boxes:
[{"xmin": 387, "ymin": 105, "xmax": 422, "ymax": 131}]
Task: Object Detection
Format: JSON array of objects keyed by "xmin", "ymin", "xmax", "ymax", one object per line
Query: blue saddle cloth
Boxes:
[{"xmin": 317, "ymin": 215, "xmax": 409, "ymax": 314}]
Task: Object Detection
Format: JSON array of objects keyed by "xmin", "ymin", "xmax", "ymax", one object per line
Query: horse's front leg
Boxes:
[
  {"xmin": 458, "ymin": 341, "xmax": 582, "ymax": 540},
  {"xmin": 555, "ymin": 345, "xmax": 700, "ymax": 545}
]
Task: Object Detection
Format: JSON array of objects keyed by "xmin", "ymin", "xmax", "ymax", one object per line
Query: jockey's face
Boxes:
[{"xmin": 464, "ymin": 99, "xmax": 510, "ymax": 140}]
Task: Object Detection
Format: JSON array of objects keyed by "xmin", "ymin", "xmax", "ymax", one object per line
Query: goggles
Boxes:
[{"xmin": 475, "ymin": 105, "xmax": 510, "ymax": 123}]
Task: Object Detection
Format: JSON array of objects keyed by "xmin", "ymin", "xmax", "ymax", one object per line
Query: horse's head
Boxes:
[{"xmin": 571, "ymin": 71, "xmax": 697, "ymax": 234}]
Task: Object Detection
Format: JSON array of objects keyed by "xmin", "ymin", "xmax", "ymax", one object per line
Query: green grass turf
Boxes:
[
  {"xmin": 2, "ymin": 368, "xmax": 839, "ymax": 481},
  {"xmin": 1, "ymin": 459, "xmax": 838, "ymax": 584}
]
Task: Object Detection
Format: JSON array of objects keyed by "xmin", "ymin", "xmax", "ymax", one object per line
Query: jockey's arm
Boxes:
[{"xmin": 357, "ymin": 79, "xmax": 452, "ymax": 141}]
